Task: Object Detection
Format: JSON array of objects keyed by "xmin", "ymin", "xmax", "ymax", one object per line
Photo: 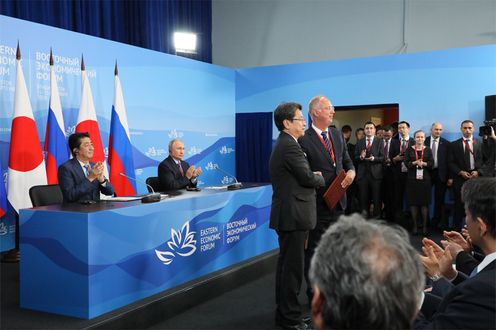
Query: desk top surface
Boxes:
[{"xmin": 25, "ymin": 183, "xmax": 270, "ymax": 213}]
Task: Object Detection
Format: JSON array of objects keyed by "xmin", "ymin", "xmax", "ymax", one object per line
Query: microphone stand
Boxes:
[{"xmin": 119, "ymin": 173, "xmax": 161, "ymax": 203}]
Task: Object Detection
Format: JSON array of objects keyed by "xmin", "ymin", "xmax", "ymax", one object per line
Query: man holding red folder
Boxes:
[{"xmin": 298, "ymin": 95, "xmax": 355, "ymax": 304}]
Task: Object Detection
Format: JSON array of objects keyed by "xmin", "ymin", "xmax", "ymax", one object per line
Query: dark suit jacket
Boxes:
[
  {"xmin": 425, "ymin": 136, "xmax": 450, "ymax": 181},
  {"xmin": 415, "ymin": 260, "xmax": 496, "ymax": 329},
  {"xmin": 404, "ymin": 146, "xmax": 434, "ymax": 180},
  {"xmin": 355, "ymin": 136, "xmax": 384, "ymax": 180},
  {"xmin": 383, "ymin": 138, "xmax": 400, "ymax": 170},
  {"xmin": 455, "ymin": 251, "xmax": 480, "ymax": 276},
  {"xmin": 58, "ymin": 158, "xmax": 114, "ymax": 203},
  {"xmin": 299, "ymin": 127, "xmax": 354, "ymax": 212},
  {"xmin": 448, "ymin": 137, "xmax": 483, "ymax": 178},
  {"xmin": 269, "ymin": 132, "xmax": 325, "ymax": 231},
  {"xmin": 158, "ymin": 155, "xmax": 197, "ymax": 191}
]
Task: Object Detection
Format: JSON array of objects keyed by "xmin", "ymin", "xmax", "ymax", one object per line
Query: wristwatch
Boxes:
[{"xmin": 430, "ymin": 273, "xmax": 442, "ymax": 281}]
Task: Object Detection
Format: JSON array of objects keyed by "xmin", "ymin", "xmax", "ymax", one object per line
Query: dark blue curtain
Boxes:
[
  {"xmin": 0, "ymin": 0, "xmax": 212, "ymax": 63},
  {"xmin": 236, "ymin": 112, "xmax": 273, "ymax": 183}
]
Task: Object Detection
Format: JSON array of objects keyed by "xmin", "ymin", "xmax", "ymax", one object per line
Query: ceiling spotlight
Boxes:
[{"xmin": 173, "ymin": 32, "xmax": 197, "ymax": 54}]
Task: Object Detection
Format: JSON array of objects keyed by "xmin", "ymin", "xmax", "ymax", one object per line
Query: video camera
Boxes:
[{"xmin": 479, "ymin": 119, "xmax": 496, "ymax": 136}]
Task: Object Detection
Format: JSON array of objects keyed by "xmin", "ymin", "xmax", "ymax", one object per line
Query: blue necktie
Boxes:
[
  {"xmin": 469, "ymin": 266, "xmax": 478, "ymax": 278},
  {"xmin": 84, "ymin": 164, "xmax": 90, "ymax": 178}
]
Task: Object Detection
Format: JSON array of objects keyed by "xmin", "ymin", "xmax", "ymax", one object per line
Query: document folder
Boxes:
[{"xmin": 323, "ymin": 169, "xmax": 348, "ymax": 210}]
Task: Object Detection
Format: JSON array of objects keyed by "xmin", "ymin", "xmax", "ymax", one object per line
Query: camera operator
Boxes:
[{"xmin": 480, "ymin": 123, "xmax": 496, "ymax": 177}]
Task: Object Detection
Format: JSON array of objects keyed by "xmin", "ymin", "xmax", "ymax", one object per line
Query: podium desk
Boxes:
[{"xmin": 19, "ymin": 184, "xmax": 277, "ymax": 319}]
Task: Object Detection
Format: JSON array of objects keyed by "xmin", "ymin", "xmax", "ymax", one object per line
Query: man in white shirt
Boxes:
[
  {"xmin": 393, "ymin": 121, "xmax": 414, "ymax": 221},
  {"xmin": 424, "ymin": 123, "xmax": 451, "ymax": 230},
  {"xmin": 416, "ymin": 177, "xmax": 496, "ymax": 329},
  {"xmin": 448, "ymin": 120, "xmax": 483, "ymax": 231}
]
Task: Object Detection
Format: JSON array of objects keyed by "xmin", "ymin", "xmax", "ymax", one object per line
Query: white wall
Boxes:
[{"xmin": 212, "ymin": 0, "xmax": 496, "ymax": 68}]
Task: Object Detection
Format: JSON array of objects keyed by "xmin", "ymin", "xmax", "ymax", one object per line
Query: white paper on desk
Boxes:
[
  {"xmin": 203, "ymin": 186, "xmax": 229, "ymax": 190},
  {"xmin": 101, "ymin": 196, "xmax": 142, "ymax": 202}
]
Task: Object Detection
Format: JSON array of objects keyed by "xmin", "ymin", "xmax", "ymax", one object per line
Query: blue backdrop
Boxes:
[{"xmin": 236, "ymin": 45, "xmax": 496, "ymax": 141}]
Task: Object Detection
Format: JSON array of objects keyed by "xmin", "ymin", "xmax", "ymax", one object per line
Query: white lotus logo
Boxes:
[{"xmin": 155, "ymin": 221, "xmax": 197, "ymax": 265}]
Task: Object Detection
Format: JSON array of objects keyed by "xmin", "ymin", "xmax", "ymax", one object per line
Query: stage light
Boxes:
[{"xmin": 173, "ymin": 32, "xmax": 197, "ymax": 54}]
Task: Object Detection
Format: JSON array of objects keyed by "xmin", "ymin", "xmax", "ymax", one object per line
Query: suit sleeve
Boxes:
[
  {"xmin": 405, "ymin": 148, "xmax": 416, "ymax": 169},
  {"xmin": 99, "ymin": 179, "xmax": 114, "ymax": 196},
  {"xmin": 414, "ymin": 279, "xmax": 493, "ymax": 330},
  {"xmin": 158, "ymin": 161, "xmax": 191, "ymax": 190},
  {"xmin": 424, "ymin": 148, "xmax": 434, "ymax": 169},
  {"xmin": 285, "ymin": 142, "xmax": 324, "ymax": 188},
  {"xmin": 372, "ymin": 140, "xmax": 384, "ymax": 163},
  {"xmin": 448, "ymin": 142, "xmax": 463, "ymax": 176},
  {"xmin": 58, "ymin": 164, "xmax": 103, "ymax": 202}
]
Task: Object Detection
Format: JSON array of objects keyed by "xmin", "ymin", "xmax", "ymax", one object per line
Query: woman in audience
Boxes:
[{"xmin": 405, "ymin": 130, "xmax": 433, "ymax": 235}]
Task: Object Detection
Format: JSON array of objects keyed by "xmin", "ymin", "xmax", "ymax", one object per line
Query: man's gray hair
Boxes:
[
  {"xmin": 168, "ymin": 138, "xmax": 182, "ymax": 153},
  {"xmin": 308, "ymin": 95, "xmax": 328, "ymax": 114},
  {"xmin": 309, "ymin": 214, "xmax": 425, "ymax": 329}
]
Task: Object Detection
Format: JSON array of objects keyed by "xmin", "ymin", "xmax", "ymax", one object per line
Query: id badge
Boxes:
[
  {"xmin": 401, "ymin": 162, "xmax": 408, "ymax": 173},
  {"xmin": 416, "ymin": 168, "xmax": 424, "ymax": 180}
]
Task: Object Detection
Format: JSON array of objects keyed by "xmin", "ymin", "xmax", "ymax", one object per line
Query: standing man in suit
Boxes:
[
  {"xmin": 269, "ymin": 102, "xmax": 325, "ymax": 330},
  {"xmin": 355, "ymin": 121, "xmax": 384, "ymax": 218},
  {"xmin": 158, "ymin": 139, "xmax": 202, "ymax": 191},
  {"xmin": 448, "ymin": 120, "xmax": 483, "ymax": 231},
  {"xmin": 425, "ymin": 122, "xmax": 451, "ymax": 231},
  {"xmin": 58, "ymin": 132, "xmax": 114, "ymax": 203},
  {"xmin": 415, "ymin": 177, "xmax": 496, "ymax": 329},
  {"xmin": 393, "ymin": 121, "xmax": 415, "ymax": 222},
  {"xmin": 299, "ymin": 96, "xmax": 355, "ymax": 304},
  {"xmin": 381, "ymin": 125, "xmax": 400, "ymax": 222}
]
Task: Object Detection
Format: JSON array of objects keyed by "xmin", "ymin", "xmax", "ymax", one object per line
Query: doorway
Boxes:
[{"xmin": 333, "ymin": 103, "xmax": 399, "ymax": 144}]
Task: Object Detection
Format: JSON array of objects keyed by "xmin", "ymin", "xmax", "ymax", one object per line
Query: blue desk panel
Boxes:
[{"xmin": 19, "ymin": 185, "xmax": 277, "ymax": 319}]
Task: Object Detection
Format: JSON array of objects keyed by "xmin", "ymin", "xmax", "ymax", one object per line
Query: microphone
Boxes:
[
  {"xmin": 214, "ymin": 166, "xmax": 243, "ymax": 190},
  {"xmin": 119, "ymin": 172, "xmax": 161, "ymax": 203}
]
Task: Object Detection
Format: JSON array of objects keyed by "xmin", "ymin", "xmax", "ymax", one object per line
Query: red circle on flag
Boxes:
[{"xmin": 9, "ymin": 117, "xmax": 44, "ymax": 172}]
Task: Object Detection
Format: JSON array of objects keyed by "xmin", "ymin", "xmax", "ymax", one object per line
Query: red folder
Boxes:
[{"xmin": 323, "ymin": 169, "xmax": 348, "ymax": 210}]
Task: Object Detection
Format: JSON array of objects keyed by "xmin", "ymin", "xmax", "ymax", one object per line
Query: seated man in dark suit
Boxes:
[
  {"xmin": 158, "ymin": 139, "xmax": 202, "ymax": 191},
  {"xmin": 416, "ymin": 177, "xmax": 496, "ymax": 329},
  {"xmin": 309, "ymin": 214, "xmax": 424, "ymax": 330},
  {"xmin": 58, "ymin": 132, "xmax": 114, "ymax": 203}
]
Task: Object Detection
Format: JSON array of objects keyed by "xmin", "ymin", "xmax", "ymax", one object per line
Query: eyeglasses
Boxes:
[{"xmin": 291, "ymin": 118, "xmax": 306, "ymax": 122}]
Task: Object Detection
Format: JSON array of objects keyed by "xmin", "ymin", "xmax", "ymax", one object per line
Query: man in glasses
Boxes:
[{"xmin": 269, "ymin": 102, "xmax": 324, "ymax": 330}]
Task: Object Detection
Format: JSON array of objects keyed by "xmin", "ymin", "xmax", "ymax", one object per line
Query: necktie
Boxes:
[
  {"xmin": 431, "ymin": 138, "xmax": 438, "ymax": 168},
  {"xmin": 321, "ymin": 131, "xmax": 336, "ymax": 165},
  {"xmin": 401, "ymin": 139, "xmax": 407, "ymax": 153},
  {"xmin": 178, "ymin": 162, "xmax": 184, "ymax": 176},
  {"xmin": 464, "ymin": 139, "xmax": 471, "ymax": 170},
  {"xmin": 366, "ymin": 138, "xmax": 371, "ymax": 150},
  {"xmin": 384, "ymin": 140, "xmax": 389, "ymax": 161},
  {"xmin": 83, "ymin": 164, "xmax": 90, "ymax": 178},
  {"xmin": 469, "ymin": 266, "xmax": 478, "ymax": 278}
]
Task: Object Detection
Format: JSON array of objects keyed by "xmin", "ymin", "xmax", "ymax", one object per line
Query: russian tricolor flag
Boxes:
[
  {"xmin": 44, "ymin": 49, "xmax": 69, "ymax": 184},
  {"xmin": 7, "ymin": 44, "xmax": 47, "ymax": 212},
  {"xmin": 108, "ymin": 63, "xmax": 136, "ymax": 196},
  {"xmin": 76, "ymin": 56, "xmax": 108, "ymax": 177}
]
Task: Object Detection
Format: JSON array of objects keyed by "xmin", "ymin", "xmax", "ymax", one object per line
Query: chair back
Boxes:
[
  {"xmin": 145, "ymin": 177, "xmax": 161, "ymax": 193},
  {"xmin": 29, "ymin": 184, "xmax": 63, "ymax": 207}
]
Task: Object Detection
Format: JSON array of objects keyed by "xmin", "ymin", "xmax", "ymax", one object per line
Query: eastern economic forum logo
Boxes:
[{"xmin": 155, "ymin": 221, "xmax": 197, "ymax": 265}]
